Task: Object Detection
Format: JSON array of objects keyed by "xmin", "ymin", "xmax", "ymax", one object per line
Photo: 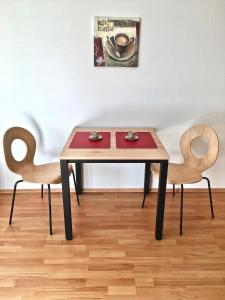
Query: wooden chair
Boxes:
[
  {"xmin": 3, "ymin": 126, "xmax": 80, "ymax": 235},
  {"xmin": 142, "ymin": 125, "xmax": 219, "ymax": 235}
]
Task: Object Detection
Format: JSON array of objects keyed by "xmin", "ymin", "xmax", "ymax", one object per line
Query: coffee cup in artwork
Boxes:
[{"xmin": 114, "ymin": 33, "xmax": 134, "ymax": 53}]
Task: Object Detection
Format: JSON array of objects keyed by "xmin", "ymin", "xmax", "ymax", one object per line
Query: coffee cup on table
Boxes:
[
  {"xmin": 90, "ymin": 131, "xmax": 99, "ymax": 139},
  {"xmin": 127, "ymin": 131, "xmax": 137, "ymax": 140},
  {"xmin": 114, "ymin": 33, "xmax": 134, "ymax": 53}
]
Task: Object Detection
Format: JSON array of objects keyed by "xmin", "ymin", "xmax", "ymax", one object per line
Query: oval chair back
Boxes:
[
  {"xmin": 3, "ymin": 126, "xmax": 36, "ymax": 175},
  {"xmin": 180, "ymin": 125, "xmax": 219, "ymax": 173}
]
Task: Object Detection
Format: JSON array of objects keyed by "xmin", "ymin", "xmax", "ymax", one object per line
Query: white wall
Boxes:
[{"xmin": 0, "ymin": 0, "xmax": 225, "ymax": 189}]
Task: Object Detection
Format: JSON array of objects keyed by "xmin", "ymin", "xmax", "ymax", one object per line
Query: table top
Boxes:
[{"xmin": 59, "ymin": 127, "xmax": 169, "ymax": 161}]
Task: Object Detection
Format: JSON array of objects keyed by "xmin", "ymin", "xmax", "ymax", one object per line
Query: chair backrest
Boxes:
[
  {"xmin": 3, "ymin": 127, "xmax": 36, "ymax": 174},
  {"xmin": 180, "ymin": 125, "xmax": 219, "ymax": 172}
]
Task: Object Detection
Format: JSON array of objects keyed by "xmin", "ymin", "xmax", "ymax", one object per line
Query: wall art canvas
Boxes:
[{"xmin": 94, "ymin": 17, "xmax": 140, "ymax": 67}]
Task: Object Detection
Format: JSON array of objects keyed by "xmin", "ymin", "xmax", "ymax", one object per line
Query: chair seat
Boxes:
[
  {"xmin": 20, "ymin": 162, "xmax": 73, "ymax": 184},
  {"xmin": 151, "ymin": 163, "xmax": 203, "ymax": 185}
]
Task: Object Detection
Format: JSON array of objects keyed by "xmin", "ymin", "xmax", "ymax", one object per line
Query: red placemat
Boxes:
[
  {"xmin": 69, "ymin": 132, "xmax": 110, "ymax": 149},
  {"xmin": 116, "ymin": 132, "xmax": 158, "ymax": 149}
]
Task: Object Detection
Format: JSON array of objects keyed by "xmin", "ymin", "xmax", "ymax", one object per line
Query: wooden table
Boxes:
[{"xmin": 59, "ymin": 127, "xmax": 169, "ymax": 240}]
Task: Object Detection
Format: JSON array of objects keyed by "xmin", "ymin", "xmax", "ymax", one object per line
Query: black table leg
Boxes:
[
  {"xmin": 60, "ymin": 160, "xmax": 73, "ymax": 240},
  {"xmin": 144, "ymin": 162, "xmax": 151, "ymax": 195},
  {"xmin": 75, "ymin": 162, "xmax": 83, "ymax": 194},
  {"xmin": 142, "ymin": 162, "xmax": 152, "ymax": 208},
  {"xmin": 155, "ymin": 160, "xmax": 168, "ymax": 240}
]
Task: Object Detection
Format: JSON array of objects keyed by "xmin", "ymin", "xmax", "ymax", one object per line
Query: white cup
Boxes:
[
  {"xmin": 90, "ymin": 131, "xmax": 99, "ymax": 138},
  {"xmin": 127, "ymin": 131, "xmax": 136, "ymax": 139}
]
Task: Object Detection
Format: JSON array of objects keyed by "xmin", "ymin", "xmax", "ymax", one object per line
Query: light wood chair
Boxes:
[
  {"xmin": 142, "ymin": 125, "xmax": 219, "ymax": 235},
  {"xmin": 3, "ymin": 126, "xmax": 80, "ymax": 235}
]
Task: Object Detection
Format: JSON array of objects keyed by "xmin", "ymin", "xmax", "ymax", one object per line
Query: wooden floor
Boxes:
[{"xmin": 0, "ymin": 190, "xmax": 225, "ymax": 299}]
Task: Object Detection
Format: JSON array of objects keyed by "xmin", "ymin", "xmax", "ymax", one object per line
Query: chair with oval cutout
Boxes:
[
  {"xmin": 3, "ymin": 126, "xmax": 80, "ymax": 235},
  {"xmin": 142, "ymin": 125, "xmax": 219, "ymax": 235}
]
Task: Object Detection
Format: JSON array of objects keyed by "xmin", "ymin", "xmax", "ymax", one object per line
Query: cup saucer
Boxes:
[
  {"xmin": 105, "ymin": 36, "xmax": 136, "ymax": 61},
  {"xmin": 89, "ymin": 135, "xmax": 103, "ymax": 141},
  {"xmin": 125, "ymin": 135, "xmax": 139, "ymax": 141}
]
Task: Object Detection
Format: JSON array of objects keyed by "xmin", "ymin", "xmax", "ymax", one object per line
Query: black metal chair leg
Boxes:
[
  {"xmin": 203, "ymin": 176, "xmax": 214, "ymax": 219},
  {"xmin": 47, "ymin": 184, "xmax": 53, "ymax": 235},
  {"xmin": 180, "ymin": 184, "xmax": 184, "ymax": 235},
  {"xmin": 41, "ymin": 184, "xmax": 44, "ymax": 198},
  {"xmin": 173, "ymin": 184, "xmax": 175, "ymax": 196},
  {"xmin": 142, "ymin": 192, "xmax": 147, "ymax": 208},
  {"xmin": 9, "ymin": 179, "xmax": 23, "ymax": 225},
  {"xmin": 71, "ymin": 169, "xmax": 80, "ymax": 206}
]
